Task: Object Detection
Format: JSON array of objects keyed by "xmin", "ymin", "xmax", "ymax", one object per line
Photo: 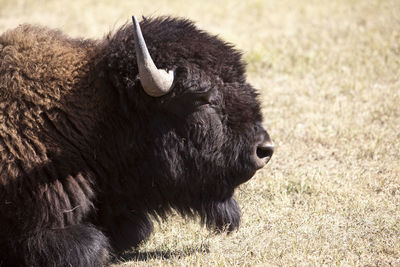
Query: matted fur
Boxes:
[{"xmin": 0, "ymin": 17, "xmax": 271, "ymax": 266}]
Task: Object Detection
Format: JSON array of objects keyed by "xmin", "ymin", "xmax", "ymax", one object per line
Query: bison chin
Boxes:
[{"xmin": 197, "ymin": 197, "xmax": 241, "ymax": 233}]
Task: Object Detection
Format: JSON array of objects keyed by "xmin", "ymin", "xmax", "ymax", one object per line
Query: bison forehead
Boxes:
[
  {"xmin": 140, "ymin": 18, "xmax": 262, "ymax": 117},
  {"xmin": 140, "ymin": 17, "xmax": 246, "ymax": 83},
  {"xmin": 106, "ymin": 16, "xmax": 246, "ymax": 88}
]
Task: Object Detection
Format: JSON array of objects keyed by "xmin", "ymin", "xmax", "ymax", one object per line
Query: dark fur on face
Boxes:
[{"xmin": 0, "ymin": 16, "xmax": 272, "ymax": 266}]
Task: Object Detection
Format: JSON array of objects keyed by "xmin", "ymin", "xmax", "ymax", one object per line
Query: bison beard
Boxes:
[{"xmin": 0, "ymin": 16, "xmax": 273, "ymax": 266}]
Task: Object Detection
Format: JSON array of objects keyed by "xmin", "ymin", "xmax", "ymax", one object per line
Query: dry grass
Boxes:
[{"xmin": 1, "ymin": 0, "xmax": 399, "ymax": 266}]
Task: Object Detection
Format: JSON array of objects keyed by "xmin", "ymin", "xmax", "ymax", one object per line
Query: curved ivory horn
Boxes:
[{"xmin": 132, "ymin": 16, "xmax": 174, "ymax": 97}]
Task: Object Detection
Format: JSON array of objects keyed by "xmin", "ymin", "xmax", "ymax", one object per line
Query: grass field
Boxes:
[{"xmin": 1, "ymin": 0, "xmax": 399, "ymax": 266}]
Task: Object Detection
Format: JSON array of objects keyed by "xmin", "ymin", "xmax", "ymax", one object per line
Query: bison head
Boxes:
[{"xmin": 103, "ymin": 16, "xmax": 273, "ymax": 232}]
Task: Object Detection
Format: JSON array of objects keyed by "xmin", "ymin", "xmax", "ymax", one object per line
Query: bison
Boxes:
[{"xmin": 0, "ymin": 16, "xmax": 273, "ymax": 266}]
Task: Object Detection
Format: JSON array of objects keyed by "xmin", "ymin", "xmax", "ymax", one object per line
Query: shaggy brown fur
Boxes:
[
  {"xmin": 0, "ymin": 17, "xmax": 272, "ymax": 266},
  {"xmin": 0, "ymin": 25, "xmax": 112, "ymax": 266}
]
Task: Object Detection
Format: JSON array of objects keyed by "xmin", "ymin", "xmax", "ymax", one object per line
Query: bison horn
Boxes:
[{"xmin": 132, "ymin": 16, "xmax": 174, "ymax": 97}]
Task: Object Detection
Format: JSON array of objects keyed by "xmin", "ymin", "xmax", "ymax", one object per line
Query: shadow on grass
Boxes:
[{"xmin": 116, "ymin": 245, "xmax": 210, "ymax": 262}]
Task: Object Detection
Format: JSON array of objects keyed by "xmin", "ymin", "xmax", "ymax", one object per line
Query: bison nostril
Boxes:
[{"xmin": 256, "ymin": 143, "xmax": 274, "ymax": 160}]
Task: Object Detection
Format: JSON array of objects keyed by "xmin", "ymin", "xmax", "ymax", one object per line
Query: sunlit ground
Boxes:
[{"xmin": 1, "ymin": 0, "xmax": 399, "ymax": 265}]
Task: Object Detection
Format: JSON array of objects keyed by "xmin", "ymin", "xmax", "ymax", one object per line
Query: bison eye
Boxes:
[
  {"xmin": 191, "ymin": 86, "xmax": 218, "ymax": 105},
  {"xmin": 163, "ymin": 87, "xmax": 219, "ymax": 117}
]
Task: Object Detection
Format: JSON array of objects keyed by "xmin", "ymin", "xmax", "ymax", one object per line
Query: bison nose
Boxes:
[
  {"xmin": 253, "ymin": 124, "xmax": 274, "ymax": 168},
  {"xmin": 256, "ymin": 141, "xmax": 274, "ymax": 164}
]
